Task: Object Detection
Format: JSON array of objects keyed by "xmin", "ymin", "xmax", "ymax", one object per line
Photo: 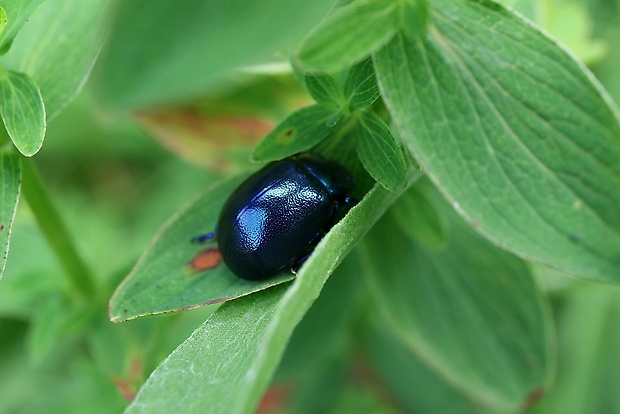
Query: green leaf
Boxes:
[
  {"xmin": 2, "ymin": 0, "xmax": 109, "ymax": 121},
  {"xmin": 252, "ymin": 105, "xmax": 338, "ymax": 162},
  {"xmin": 362, "ymin": 314, "xmax": 483, "ymax": 414},
  {"xmin": 360, "ymin": 208, "xmax": 552, "ymax": 411},
  {"xmin": 344, "ymin": 58, "xmax": 380, "ymax": 111},
  {"xmin": 374, "ymin": 0, "xmax": 620, "ymax": 282},
  {"xmin": 0, "ymin": 145, "xmax": 20, "ymax": 280},
  {"xmin": 0, "ymin": 8, "xmax": 6, "ymax": 38},
  {"xmin": 390, "ymin": 180, "xmax": 448, "ymax": 250},
  {"xmin": 124, "ymin": 178, "xmax": 419, "ymax": 413},
  {"xmin": 0, "ymin": 0, "xmax": 45, "ymax": 55},
  {"xmin": 0, "ymin": 71, "xmax": 45, "ymax": 156},
  {"xmin": 274, "ymin": 255, "xmax": 363, "ymax": 412},
  {"xmin": 399, "ymin": 0, "xmax": 430, "ymax": 40},
  {"xmin": 98, "ymin": 0, "xmax": 336, "ymax": 109},
  {"xmin": 355, "ymin": 111, "xmax": 407, "ymax": 191},
  {"xmin": 109, "ymin": 176, "xmax": 294, "ymax": 323},
  {"xmin": 305, "ymin": 73, "xmax": 346, "ymax": 109},
  {"xmin": 298, "ymin": 0, "xmax": 399, "ymax": 72}
]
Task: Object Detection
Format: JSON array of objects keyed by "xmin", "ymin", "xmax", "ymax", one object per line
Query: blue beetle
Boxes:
[{"xmin": 196, "ymin": 153, "xmax": 355, "ymax": 280}]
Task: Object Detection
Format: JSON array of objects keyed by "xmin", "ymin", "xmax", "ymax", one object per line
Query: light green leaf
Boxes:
[
  {"xmin": 360, "ymin": 208, "xmax": 552, "ymax": 411},
  {"xmin": 355, "ymin": 111, "xmax": 407, "ymax": 191},
  {"xmin": 0, "ymin": 71, "xmax": 46, "ymax": 156},
  {"xmin": 298, "ymin": 0, "xmax": 398, "ymax": 71},
  {"xmin": 362, "ymin": 314, "xmax": 483, "ymax": 414},
  {"xmin": 124, "ymin": 175, "xmax": 421, "ymax": 414},
  {"xmin": 2, "ymin": 0, "xmax": 109, "ymax": 120},
  {"xmin": 98, "ymin": 0, "xmax": 336, "ymax": 109},
  {"xmin": 0, "ymin": 8, "xmax": 6, "ymax": 38},
  {"xmin": 344, "ymin": 58, "xmax": 380, "ymax": 111},
  {"xmin": 305, "ymin": 73, "xmax": 346, "ymax": 109},
  {"xmin": 0, "ymin": 0, "xmax": 45, "ymax": 55},
  {"xmin": 0, "ymin": 145, "xmax": 20, "ymax": 280},
  {"xmin": 390, "ymin": 180, "xmax": 448, "ymax": 250},
  {"xmin": 252, "ymin": 105, "xmax": 338, "ymax": 162},
  {"xmin": 374, "ymin": 0, "xmax": 620, "ymax": 282},
  {"xmin": 109, "ymin": 175, "xmax": 294, "ymax": 323},
  {"xmin": 399, "ymin": 0, "xmax": 430, "ymax": 40}
]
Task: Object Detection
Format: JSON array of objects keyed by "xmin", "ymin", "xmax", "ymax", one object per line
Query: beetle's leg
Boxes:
[{"xmin": 191, "ymin": 231, "xmax": 216, "ymax": 244}]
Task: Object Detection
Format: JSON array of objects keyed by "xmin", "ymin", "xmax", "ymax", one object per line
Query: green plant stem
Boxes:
[{"xmin": 21, "ymin": 158, "xmax": 97, "ymax": 299}]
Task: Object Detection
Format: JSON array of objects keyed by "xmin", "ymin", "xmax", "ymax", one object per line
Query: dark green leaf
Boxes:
[
  {"xmin": 109, "ymin": 175, "xmax": 294, "ymax": 323},
  {"xmin": 0, "ymin": 145, "xmax": 20, "ymax": 280},
  {"xmin": 355, "ymin": 111, "xmax": 407, "ymax": 191},
  {"xmin": 98, "ymin": 0, "xmax": 336, "ymax": 109},
  {"xmin": 305, "ymin": 73, "xmax": 346, "ymax": 109},
  {"xmin": 344, "ymin": 58, "xmax": 380, "ymax": 111},
  {"xmin": 0, "ymin": 0, "xmax": 45, "ymax": 55},
  {"xmin": 399, "ymin": 0, "xmax": 430, "ymax": 40},
  {"xmin": 360, "ymin": 208, "xmax": 552, "ymax": 411},
  {"xmin": 374, "ymin": 0, "xmax": 620, "ymax": 282},
  {"xmin": 390, "ymin": 179, "xmax": 448, "ymax": 249},
  {"xmin": 2, "ymin": 0, "xmax": 109, "ymax": 120},
  {"xmin": 252, "ymin": 105, "xmax": 338, "ymax": 162},
  {"xmin": 362, "ymin": 314, "xmax": 483, "ymax": 414},
  {"xmin": 0, "ymin": 71, "xmax": 45, "ymax": 156},
  {"xmin": 124, "ymin": 178, "xmax": 420, "ymax": 413},
  {"xmin": 298, "ymin": 0, "xmax": 398, "ymax": 71}
]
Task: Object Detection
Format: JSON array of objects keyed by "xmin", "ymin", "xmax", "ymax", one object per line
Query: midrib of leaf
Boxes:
[{"xmin": 431, "ymin": 22, "xmax": 620, "ymax": 241}]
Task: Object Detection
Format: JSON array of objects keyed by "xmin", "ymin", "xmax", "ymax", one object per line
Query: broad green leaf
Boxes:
[
  {"xmin": 0, "ymin": 71, "xmax": 45, "ymax": 156},
  {"xmin": 274, "ymin": 255, "xmax": 364, "ymax": 412},
  {"xmin": 390, "ymin": 180, "xmax": 447, "ymax": 249},
  {"xmin": 360, "ymin": 209, "xmax": 552, "ymax": 411},
  {"xmin": 362, "ymin": 314, "xmax": 484, "ymax": 414},
  {"xmin": 252, "ymin": 105, "xmax": 338, "ymax": 162},
  {"xmin": 109, "ymin": 176, "xmax": 294, "ymax": 323},
  {"xmin": 355, "ymin": 111, "xmax": 407, "ymax": 191},
  {"xmin": 399, "ymin": 0, "xmax": 430, "ymax": 40},
  {"xmin": 298, "ymin": 0, "xmax": 398, "ymax": 71},
  {"xmin": 374, "ymin": 0, "xmax": 620, "ymax": 282},
  {"xmin": 124, "ymin": 176, "xmax": 421, "ymax": 413},
  {"xmin": 305, "ymin": 73, "xmax": 346, "ymax": 109},
  {"xmin": 0, "ymin": 0, "xmax": 45, "ymax": 55},
  {"xmin": 344, "ymin": 58, "xmax": 380, "ymax": 111},
  {"xmin": 0, "ymin": 145, "xmax": 20, "ymax": 280},
  {"xmin": 2, "ymin": 0, "xmax": 109, "ymax": 120},
  {"xmin": 98, "ymin": 0, "xmax": 336, "ymax": 109}
]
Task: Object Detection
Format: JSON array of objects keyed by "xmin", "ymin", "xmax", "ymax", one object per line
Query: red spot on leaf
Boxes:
[
  {"xmin": 524, "ymin": 388, "xmax": 544, "ymax": 409},
  {"xmin": 113, "ymin": 357, "xmax": 143, "ymax": 401},
  {"xmin": 189, "ymin": 247, "xmax": 222, "ymax": 271},
  {"xmin": 257, "ymin": 384, "xmax": 292, "ymax": 414}
]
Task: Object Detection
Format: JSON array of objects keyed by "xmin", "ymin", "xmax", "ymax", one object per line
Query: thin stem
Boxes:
[{"xmin": 21, "ymin": 158, "xmax": 98, "ymax": 299}]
